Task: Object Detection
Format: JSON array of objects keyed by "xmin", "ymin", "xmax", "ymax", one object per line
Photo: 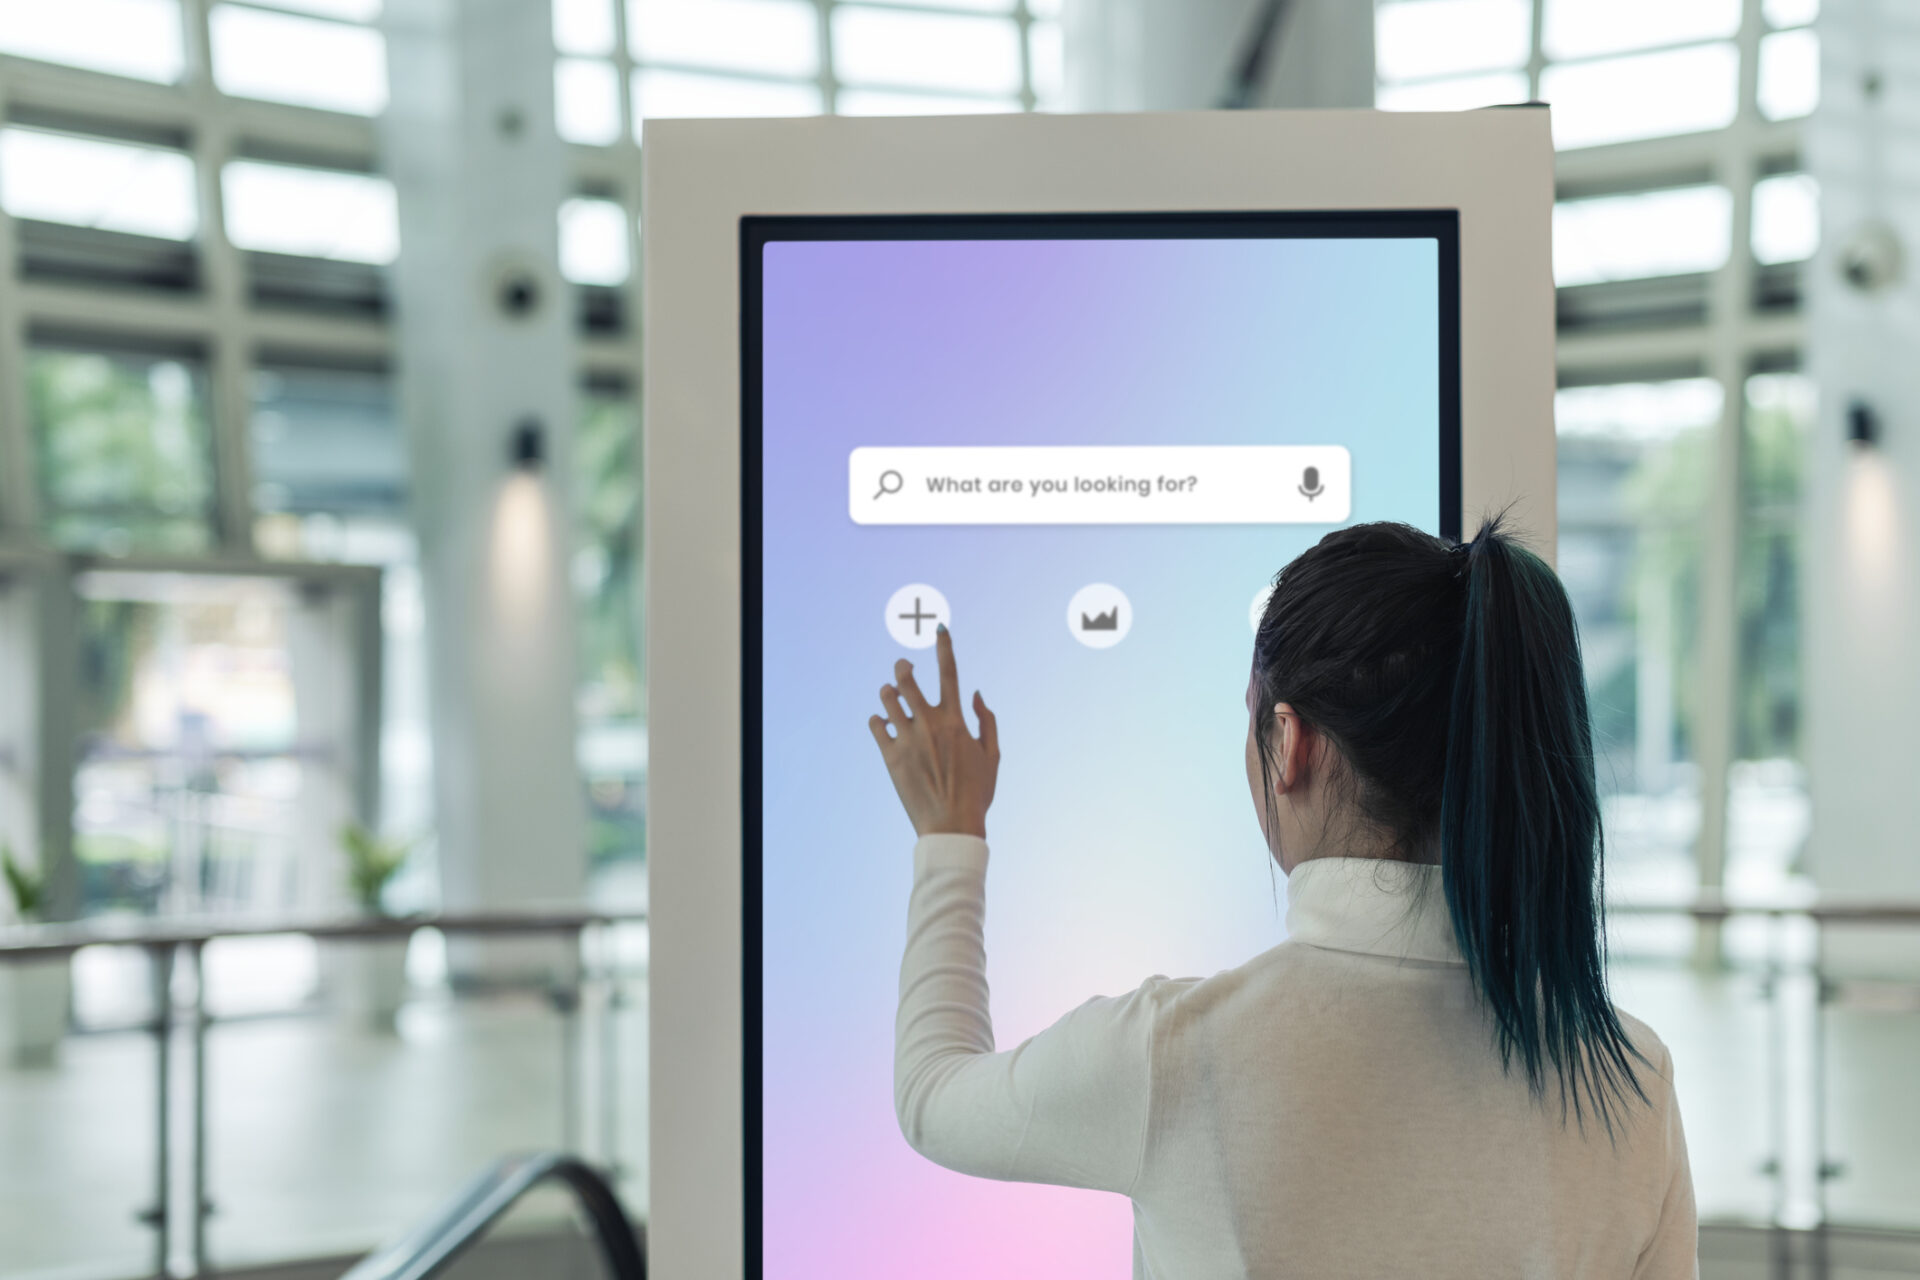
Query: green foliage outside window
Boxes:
[
  {"xmin": 1621, "ymin": 422, "xmax": 1711, "ymax": 774},
  {"xmin": 1737, "ymin": 376, "xmax": 1809, "ymax": 761},
  {"xmin": 576, "ymin": 388, "xmax": 645, "ymax": 870},
  {"xmin": 576, "ymin": 391, "xmax": 643, "ymax": 724},
  {"xmin": 28, "ymin": 347, "xmax": 217, "ymax": 553},
  {"xmin": 1611, "ymin": 376, "xmax": 1808, "ymax": 775}
]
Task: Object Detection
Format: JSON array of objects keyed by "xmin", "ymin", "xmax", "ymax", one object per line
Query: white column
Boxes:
[
  {"xmin": 182, "ymin": 0, "xmax": 258, "ymax": 552},
  {"xmin": 381, "ymin": 0, "xmax": 585, "ymax": 973},
  {"xmin": 0, "ymin": 61, "xmax": 71, "ymax": 926},
  {"xmin": 0, "ymin": 558, "xmax": 76, "ymax": 922},
  {"xmin": 1805, "ymin": 0, "xmax": 1920, "ymax": 973},
  {"xmin": 1689, "ymin": 0, "xmax": 1768, "ymax": 964},
  {"xmin": 1066, "ymin": 0, "xmax": 1374, "ymax": 112}
]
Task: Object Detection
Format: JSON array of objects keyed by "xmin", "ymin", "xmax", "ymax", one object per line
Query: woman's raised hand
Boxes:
[{"xmin": 868, "ymin": 626, "xmax": 999, "ymax": 839}]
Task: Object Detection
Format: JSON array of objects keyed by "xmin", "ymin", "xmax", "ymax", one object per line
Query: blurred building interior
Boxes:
[{"xmin": 0, "ymin": 0, "xmax": 1917, "ymax": 1278}]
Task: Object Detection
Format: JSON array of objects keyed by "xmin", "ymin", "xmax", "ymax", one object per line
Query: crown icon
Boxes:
[{"xmin": 1080, "ymin": 608, "xmax": 1120, "ymax": 632}]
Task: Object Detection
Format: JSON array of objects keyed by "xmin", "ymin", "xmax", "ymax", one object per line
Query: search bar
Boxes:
[{"xmin": 849, "ymin": 445, "xmax": 1351, "ymax": 526}]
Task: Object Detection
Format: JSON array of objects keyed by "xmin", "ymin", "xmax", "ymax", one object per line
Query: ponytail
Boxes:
[
  {"xmin": 1251, "ymin": 517, "xmax": 1646, "ymax": 1134},
  {"xmin": 1439, "ymin": 519, "xmax": 1647, "ymax": 1132}
]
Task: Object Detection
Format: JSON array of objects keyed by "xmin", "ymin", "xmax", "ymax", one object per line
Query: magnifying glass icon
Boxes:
[{"xmin": 873, "ymin": 469, "xmax": 904, "ymax": 501}]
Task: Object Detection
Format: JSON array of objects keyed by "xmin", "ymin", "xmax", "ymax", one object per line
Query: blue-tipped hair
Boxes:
[{"xmin": 1251, "ymin": 516, "xmax": 1647, "ymax": 1133}]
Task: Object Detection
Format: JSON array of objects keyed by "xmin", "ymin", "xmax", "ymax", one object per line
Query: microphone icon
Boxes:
[{"xmin": 1299, "ymin": 466, "xmax": 1324, "ymax": 501}]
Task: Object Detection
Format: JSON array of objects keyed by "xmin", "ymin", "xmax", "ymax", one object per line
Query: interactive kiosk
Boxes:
[{"xmin": 644, "ymin": 108, "xmax": 1556, "ymax": 1279}]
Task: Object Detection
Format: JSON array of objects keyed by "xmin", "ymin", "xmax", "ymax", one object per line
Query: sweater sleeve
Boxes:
[
  {"xmin": 894, "ymin": 834, "xmax": 1159, "ymax": 1194},
  {"xmin": 1633, "ymin": 1044, "xmax": 1700, "ymax": 1280}
]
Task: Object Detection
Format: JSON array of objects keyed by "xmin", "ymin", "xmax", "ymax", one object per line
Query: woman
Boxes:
[{"xmin": 867, "ymin": 519, "xmax": 1696, "ymax": 1278}]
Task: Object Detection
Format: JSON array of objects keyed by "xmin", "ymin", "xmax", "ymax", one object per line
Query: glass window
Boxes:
[
  {"xmin": 1541, "ymin": 43, "xmax": 1740, "ymax": 149},
  {"xmin": 835, "ymin": 89, "xmax": 1019, "ymax": 116},
  {"xmin": 1555, "ymin": 378, "xmax": 1722, "ymax": 897},
  {"xmin": 554, "ymin": 0, "xmax": 616, "ymax": 56},
  {"xmin": 1376, "ymin": 71, "xmax": 1531, "ymax": 112},
  {"xmin": 1376, "ymin": 0, "xmax": 1531, "ymax": 83},
  {"xmin": 1730, "ymin": 372, "xmax": 1813, "ymax": 893},
  {"xmin": 576, "ymin": 390, "xmax": 642, "ymax": 726},
  {"xmin": 876, "ymin": 0, "xmax": 1015, "ymax": 9},
  {"xmin": 0, "ymin": 0, "xmax": 185, "ymax": 83},
  {"xmin": 245, "ymin": 363, "xmax": 433, "ymax": 850},
  {"xmin": 29, "ymin": 346, "xmax": 217, "ymax": 554},
  {"xmin": 0, "ymin": 128, "xmax": 198, "ymax": 241},
  {"xmin": 222, "ymin": 161, "xmax": 399, "ymax": 264},
  {"xmin": 559, "ymin": 197, "xmax": 632, "ymax": 285},
  {"xmin": 209, "ymin": 4, "xmax": 388, "ymax": 116},
  {"xmin": 832, "ymin": 7, "xmax": 1024, "ymax": 95},
  {"xmin": 1763, "ymin": 0, "xmax": 1817, "ymax": 27},
  {"xmin": 632, "ymin": 69, "xmax": 821, "ymax": 124},
  {"xmin": 247, "ymin": 363, "xmax": 405, "ymax": 522},
  {"xmin": 628, "ymin": 0, "xmax": 819, "ymax": 78},
  {"xmin": 1752, "ymin": 172, "xmax": 1819, "ymax": 265},
  {"xmin": 575, "ymin": 388, "xmax": 645, "ymax": 887},
  {"xmin": 1029, "ymin": 19, "xmax": 1065, "ymax": 109},
  {"xmin": 557, "ymin": 57, "xmax": 625, "ymax": 145},
  {"xmin": 1554, "ymin": 185, "xmax": 1731, "ymax": 286},
  {"xmin": 1737, "ymin": 373, "xmax": 1809, "ymax": 761},
  {"xmin": 1543, "ymin": 0, "xmax": 1739, "ymax": 61},
  {"xmin": 249, "ymin": 0, "xmax": 381, "ymax": 17},
  {"xmin": 1559, "ymin": 378, "xmax": 1724, "ymax": 441},
  {"xmin": 1757, "ymin": 27, "xmax": 1819, "ymax": 121},
  {"xmin": 71, "ymin": 575, "xmax": 310, "ymax": 921}
]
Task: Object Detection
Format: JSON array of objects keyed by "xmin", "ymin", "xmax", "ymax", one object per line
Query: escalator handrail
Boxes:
[{"xmin": 340, "ymin": 1152, "xmax": 645, "ymax": 1280}]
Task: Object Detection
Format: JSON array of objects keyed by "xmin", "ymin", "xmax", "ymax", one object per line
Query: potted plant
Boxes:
[
  {"xmin": 331, "ymin": 825, "xmax": 414, "ymax": 1032},
  {"xmin": 0, "ymin": 847, "xmax": 69, "ymax": 1066}
]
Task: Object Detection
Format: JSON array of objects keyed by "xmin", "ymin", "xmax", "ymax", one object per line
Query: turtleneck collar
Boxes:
[{"xmin": 1283, "ymin": 856, "xmax": 1463, "ymax": 964}]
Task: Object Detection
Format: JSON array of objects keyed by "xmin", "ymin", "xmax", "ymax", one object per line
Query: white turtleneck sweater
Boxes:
[{"xmin": 895, "ymin": 834, "xmax": 1696, "ymax": 1278}]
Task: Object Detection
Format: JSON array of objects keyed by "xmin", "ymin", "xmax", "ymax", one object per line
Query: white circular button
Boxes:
[
  {"xmin": 885, "ymin": 584, "xmax": 949, "ymax": 650},
  {"xmin": 1067, "ymin": 583, "xmax": 1131, "ymax": 649}
]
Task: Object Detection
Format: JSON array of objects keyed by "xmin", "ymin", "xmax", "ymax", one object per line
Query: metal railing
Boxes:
[
  {"xmin": 0, "ymin": 907, "xmax": 646, "ymax": 1279},
  {"xmin": 5, "ymin": 896, "xmax": 1919, "ymax": 1280},
  {"xmin": 1606, "ymin": 896, "xmax": 1920, "ymax": 1280},
  {"xmin": 341, "ymin": 1152, "xmax": 645, "ymax": 1280}
]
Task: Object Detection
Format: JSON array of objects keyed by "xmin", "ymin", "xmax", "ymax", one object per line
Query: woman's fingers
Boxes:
[
  {"xmin": 894, "ymin": 658, "xmax": 932, "ymax": 715},
  {"xmin": 879, "ymin": 683, "xmax": 909, "ymax": 729},
  {"xmin": 871, "ymin": 637, "xmax": 997, "ymax": 838},
  {"xmin": 974, "ymin": 691, "xmax": 999, "ymax": 759},
  {"xmin": 934, "ymin": 626, "xmax": 959, "ymax": 709}
]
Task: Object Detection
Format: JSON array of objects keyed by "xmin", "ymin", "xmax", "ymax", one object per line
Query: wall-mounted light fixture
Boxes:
[
  {"xmin": 495, "ymin": 416, "xmax": 553, "ymax": 628},
  {"xmin": 510, "ymin": 416, "xmax": 545, "ymax": 470},
  {"xmin": 1848, "ymin": 398, "xmax": 1881, "ymax": 448},
  {"xmin": 1838, "ymin": 220, "xmax": 1905, "ymax": 296}
]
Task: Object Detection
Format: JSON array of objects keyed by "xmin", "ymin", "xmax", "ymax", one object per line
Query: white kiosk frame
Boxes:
[{"xmin": 643, "ymin": 108, "xmax": 1556, "ymax": 1279}]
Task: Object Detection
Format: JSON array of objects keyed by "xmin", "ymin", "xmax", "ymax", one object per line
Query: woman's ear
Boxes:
[{"xmin": 1270, "ymin": 702, "xmax": 1306, "ymax": 793}]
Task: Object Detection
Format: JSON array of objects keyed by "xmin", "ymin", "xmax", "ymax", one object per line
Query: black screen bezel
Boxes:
[{"xmin": 740, "ymin": 210, "xmax": 1462, "ymax": 1274}]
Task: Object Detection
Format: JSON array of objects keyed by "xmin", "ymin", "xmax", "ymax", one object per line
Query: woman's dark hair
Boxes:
[{"xmin": 1251, "ymin": 517, "xmax": 1646, "ymax": 1132}]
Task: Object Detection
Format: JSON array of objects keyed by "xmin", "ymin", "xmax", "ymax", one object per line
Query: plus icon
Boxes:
[
  {"xmin": 885, "ymin": 584, "xmax": 949, "ymax": 650},
  {"xmin": 898, "ymin": 596, "xmax": 938, "ymax": 636}
]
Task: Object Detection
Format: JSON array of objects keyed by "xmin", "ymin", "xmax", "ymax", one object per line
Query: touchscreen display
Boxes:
[{"xmin": 747, "ymin": 215, "xmax": 1459, "ymax": 1277}]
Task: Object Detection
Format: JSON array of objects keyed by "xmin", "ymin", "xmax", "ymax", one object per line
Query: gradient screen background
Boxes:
[{"xmin": 747, "ymin": 214, "xmax": 1459, "ymax": 1278}]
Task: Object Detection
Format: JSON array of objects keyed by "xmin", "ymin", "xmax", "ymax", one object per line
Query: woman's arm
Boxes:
[
  {"xmin": 894, "ymin": 832, "xmax": 1160, "ymax": 1192},
  {"xmin": 871, "ymin": 629, "xmax": 1160, "ymax": 1193},
  {"xmin": 1633, "ymin": 1045, "xmax": 1699, "ymax": 1279}
]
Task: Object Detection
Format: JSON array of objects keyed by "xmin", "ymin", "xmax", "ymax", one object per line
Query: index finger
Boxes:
[{"xmin": 935, "ymin": 624, "xmax": 959, "ymax": 709}]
